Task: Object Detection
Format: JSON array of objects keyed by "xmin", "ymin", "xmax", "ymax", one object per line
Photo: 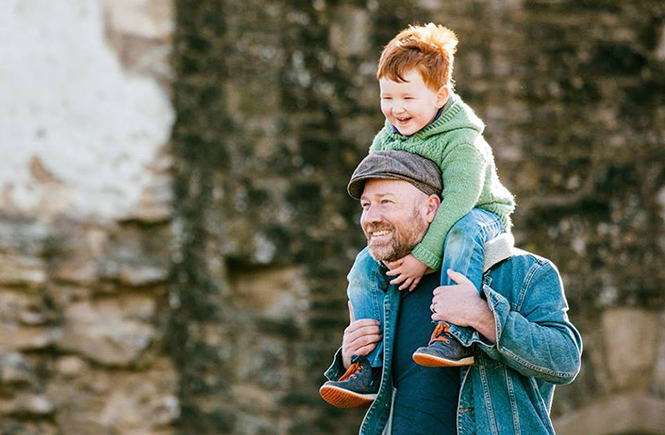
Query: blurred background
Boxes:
[{"xmin": 1, "ymin": 0, "xmax": 664, "ymax": 434}]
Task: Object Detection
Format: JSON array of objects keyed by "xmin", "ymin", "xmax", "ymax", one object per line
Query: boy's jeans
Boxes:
[{"xmin": 347, "ymin": 208, "xmax": 504, "ymax": 368}]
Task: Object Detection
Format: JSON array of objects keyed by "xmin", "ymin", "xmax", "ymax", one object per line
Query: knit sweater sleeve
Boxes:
[
  {"xmin": 369, "ymin": 126, "xmax": 389, "ymax": 152},
  {"xmin": 411, "ymin": 144, "xmax": 487, "ymax": 270}
]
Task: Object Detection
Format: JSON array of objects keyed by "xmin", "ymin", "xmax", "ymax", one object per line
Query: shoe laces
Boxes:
[
  {"xmin": 429, "ymin": 322, "xmax": 451, "ymax": 344},
  {"xmin": 339, "ymin": 361, "xmax": 362, "ymax": 381}
]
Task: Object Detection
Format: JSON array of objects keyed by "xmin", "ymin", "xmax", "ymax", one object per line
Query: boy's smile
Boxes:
[{"xmin": 379, "ymin": 69, "xmax": 448, "ymax": 136}]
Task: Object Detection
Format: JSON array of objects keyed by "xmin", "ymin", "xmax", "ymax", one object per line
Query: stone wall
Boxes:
[
  {"xmin": 2, "ymin": 0, "xmax": 665, "ymax": 434},
  {"xmin": 0, "ymin": 0, "xmax": 177, "ymax": 434},
  {"xmin": 170, "ymin": 0, "xmax": 665, "ymax": 434}
]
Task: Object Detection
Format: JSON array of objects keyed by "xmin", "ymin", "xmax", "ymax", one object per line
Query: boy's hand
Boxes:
[{"xmin": 385, "ymin": 254, "xmax": 428, "ymax": 292}]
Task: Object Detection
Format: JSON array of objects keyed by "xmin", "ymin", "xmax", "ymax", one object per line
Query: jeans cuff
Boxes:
[{"xmin": 448, "ymin": 324, "xmax": 474, "ymax": 346}]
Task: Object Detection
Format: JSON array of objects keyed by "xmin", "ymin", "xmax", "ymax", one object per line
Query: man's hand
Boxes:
[
  {"xmin": 385, "ymin": 254, "xmax": 428, "ymax": 292},
  {"xmin": 342, "ymin": 301, "xmax": 382, "ymax": 369},
  {"xmin": 431, "ymin": 269, "xmax": 497, "ymax": 343}
]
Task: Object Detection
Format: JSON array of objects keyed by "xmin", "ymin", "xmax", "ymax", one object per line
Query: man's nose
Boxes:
[{"xmin": 362, "ymin": 205, "xmax": 383, "ymax": 224}]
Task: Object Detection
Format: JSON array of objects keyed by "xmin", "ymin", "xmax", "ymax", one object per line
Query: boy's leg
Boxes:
[
  {"xmin": 439, "ymin": 208, "xmax": 503, "ymax": 291},
  {"xmin": 345, "ymin": 247, "xmax": 386, "ymax": 368},
  {"xmin": 319, "ymin": 247, "xmax": 386, "ymax": 408},
  {"xmin": 412, "ymin": 209, "xmax": 503, "ymax": 368}
]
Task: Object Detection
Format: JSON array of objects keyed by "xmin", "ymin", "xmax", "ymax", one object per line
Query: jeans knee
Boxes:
[
  {"xmin": 347, "ymin": 247, "xmax": 381, "ymax": 298},
  {"xmin": 348, "ymin": 247, "xmax": 378, "ymax": 277},
  {"xmin": 444, "ymin": 226, "xmax": 468, "ymax": 260},
  {"xmin": 449, "ymin": 210, "xmax": 502, "ymax": 246}
]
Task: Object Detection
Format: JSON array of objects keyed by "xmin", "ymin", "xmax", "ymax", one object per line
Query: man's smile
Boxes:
[
  {"xmin": 370, "ymin": 229, "xmax": 392, "ymax": 239},
  {"xmin": 366, "ymin": 225, "xmax": 394, "ymax": 242}
]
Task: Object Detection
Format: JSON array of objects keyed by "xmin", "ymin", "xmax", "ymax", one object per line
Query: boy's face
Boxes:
[{"xmin": 379, "ymin": 69, "xmax": 448, "ymax": 136}]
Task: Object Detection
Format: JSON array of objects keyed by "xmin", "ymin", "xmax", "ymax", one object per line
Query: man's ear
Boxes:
[
  {"xmin": 436, "ymin": 86, "xmax": 449, "ymax": 109},
  {"xmin": 425, "ymin": 194, "xmax": 441, "ymax": 223}
]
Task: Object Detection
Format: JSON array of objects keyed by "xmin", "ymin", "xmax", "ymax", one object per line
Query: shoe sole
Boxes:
[
  {"xmin": 412, "ymin": 352, "xmax": 474, "ymax": 367},
  {"xmin": 319, "ymin": 385, "xmax": 376, "ymax": 408}
]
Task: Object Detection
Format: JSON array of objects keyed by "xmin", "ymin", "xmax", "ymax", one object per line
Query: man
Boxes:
[{"xmin": 322, "ymin": 151, "xmax": 582, "ymax": 435}]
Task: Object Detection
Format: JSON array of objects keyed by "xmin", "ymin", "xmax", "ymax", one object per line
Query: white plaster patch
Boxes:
[
  {"xmin": 102, "ymin": 0, "xmax": 173, "ymax": 39},
  {"xmin": 0, "ymin": 0, "xmax": 174, "ymax": 221}
]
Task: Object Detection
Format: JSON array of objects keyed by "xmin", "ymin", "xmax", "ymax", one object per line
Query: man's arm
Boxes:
[
  {"xmin": 431, "ymin": 270, "xmax": 497, "ymax": 342},
  {"xmin": 432, "ymin": 266, "xmax": 582, "ymax": 385},
  {"xmin": 324, "ymin": 302, "xmax": 381, "ymax": 381}
]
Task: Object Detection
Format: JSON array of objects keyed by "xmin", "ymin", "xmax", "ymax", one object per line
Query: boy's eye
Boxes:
[{"xmin": 381, "ymin": 96, "xmax": 392, "ymax": 100}]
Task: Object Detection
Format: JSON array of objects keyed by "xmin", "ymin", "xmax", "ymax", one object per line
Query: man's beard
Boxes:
[{"xmin": 365, "ymin": 209, "xmax": 428, "ymax": 262}]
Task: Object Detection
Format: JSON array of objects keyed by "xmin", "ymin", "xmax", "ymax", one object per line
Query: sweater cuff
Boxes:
[{"xmin": 411, "ymin": 243, "xmax": 442, "ymax": 271}]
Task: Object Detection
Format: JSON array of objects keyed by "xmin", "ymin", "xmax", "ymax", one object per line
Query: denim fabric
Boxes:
[
  {"xmin": 440, "ymin": 209, "xmax": 503, "ymax": 291},
  {"xmin": 347, "ymin": 208, "xmax": 502, "ymax": 368},
  {"xmin": 326, "ymin": 248, "xmax": 583, "ymax": 435},
  {"xmin": 440, "ymin": 208, "xmax": 503, "ymax": 346},
  {"xmin": 346, "ymin": 247, "xmax": 387, "ymax": 368}
]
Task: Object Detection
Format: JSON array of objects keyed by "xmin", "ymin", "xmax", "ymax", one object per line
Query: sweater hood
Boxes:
[{"xmin": 383, "ymin": 92, "xmax": 485, "ymax": 142}]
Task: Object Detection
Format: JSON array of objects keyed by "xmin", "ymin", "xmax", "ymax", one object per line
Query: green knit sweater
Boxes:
[{"xmin": 369, "ymin": 93, "xmax": 515, "ymax": 271}]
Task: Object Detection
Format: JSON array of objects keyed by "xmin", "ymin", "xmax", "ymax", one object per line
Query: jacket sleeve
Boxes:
[
  {"xmin": 466, "ymin": 261, "xmax": 583, "ymax": 384},
  {"xmin": 323, "ymin": 347, "xmax": 346, "ymax": 381},
  {"xmin": 411, "ymin": 144, "xmax": 487, "ymax": 270}
]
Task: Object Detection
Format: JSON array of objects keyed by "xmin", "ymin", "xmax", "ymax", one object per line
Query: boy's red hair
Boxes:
[{"xmin": 377, "ymin": 23, "xmax": 458, "ymax": 91}]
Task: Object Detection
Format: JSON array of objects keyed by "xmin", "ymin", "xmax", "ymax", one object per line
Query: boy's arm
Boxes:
[
  {"xmin": 411, "ymin": 144, "xmax": 487, "ymax": 270},
  {"xmin": 368, "ymin": 122, "xmax": 392, "ymax": 153}
]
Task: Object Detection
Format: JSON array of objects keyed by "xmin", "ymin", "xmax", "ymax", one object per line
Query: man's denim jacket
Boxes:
[{"xmin": 324, "ymin": 247, "xmax": 583, "ymax": 435}]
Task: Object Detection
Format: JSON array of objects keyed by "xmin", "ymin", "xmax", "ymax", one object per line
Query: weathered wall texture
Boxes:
[
  {"xmin": 170, "ymin": 0, "xmax": 665, "ymax": 434},
  {"xmin": 0, "ymin": 0, "xmax": 176, "ymax": 434},
  {"xmin": 2, "ymin": 0, "xmax": 665, "ymax": 435}
]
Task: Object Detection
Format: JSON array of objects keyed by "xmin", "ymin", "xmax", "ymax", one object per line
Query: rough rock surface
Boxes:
[
  {"xmin": 0, "ymin": 0, "xmax": 176, "ymax": 434},
  {"xmin": 170, "ymin": 0, "xmax": 665, "ymax": 434},
  {"xmin": 1, "ymin": 0, "xmax": 664, "ymax": 434}
]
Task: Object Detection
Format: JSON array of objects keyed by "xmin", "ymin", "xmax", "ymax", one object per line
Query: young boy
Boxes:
[{"xmin": 320, "ymin": 24, "xmax": 515, "ymax": 408}]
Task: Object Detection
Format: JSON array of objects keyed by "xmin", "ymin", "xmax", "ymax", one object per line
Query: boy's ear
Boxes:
[{"xmin": 436, "ymin": 86, "xmax": 449, "ymax": 108}]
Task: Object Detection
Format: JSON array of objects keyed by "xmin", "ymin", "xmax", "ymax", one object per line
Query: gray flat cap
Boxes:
[{"xmin": 347, "ymin": 150, "xmax": 442, "ymax": 199}]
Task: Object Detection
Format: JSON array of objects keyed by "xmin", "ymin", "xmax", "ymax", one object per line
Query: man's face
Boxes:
[
  {"xmin": 379, "ymin": 69, "xmax": 447, "ymax": 136},
  {"xmin": 360, "ymin": 179, "xmax": 431, "ymax": 262}
]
